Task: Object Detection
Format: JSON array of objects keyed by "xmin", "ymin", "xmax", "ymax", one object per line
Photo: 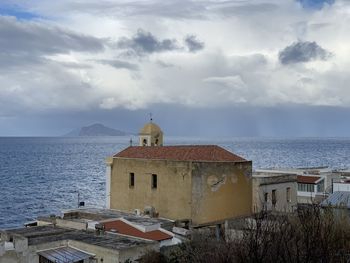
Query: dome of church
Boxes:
[{"xmin": 139, "ymin": 122, "xmax": 162, "ymax": 134}]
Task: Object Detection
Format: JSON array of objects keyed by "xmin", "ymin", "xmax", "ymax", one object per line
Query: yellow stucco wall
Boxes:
[
  {"xmin": 110, "ymin": 158, "xmax": 252, "ymax": 226},
  {"xmin": 110, "ymin": 158, "xmax": 192, "ymax": 221},
  {"xmin": 191, "ymin": 161, "xmax": 252, "ymax": 226}
]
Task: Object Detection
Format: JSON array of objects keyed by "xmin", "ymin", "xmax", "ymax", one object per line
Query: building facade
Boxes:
[
  {"xmin": 0, "ymin": 225, "xmax": 157, "ymax": 263},
  {"xmin": 332, "ymin": 179, "xmax": 350, "ymax": 192},
  {"xmin": 252, "ymin": 172, "xmax": 297, "ymax": 213},
  {"xmin": 106, "ymin": 122, "xmax": 253, "ymax": 226},
  {"xmin": 297, "ymin": 175, "xmax": 326, "ymax": 204}
]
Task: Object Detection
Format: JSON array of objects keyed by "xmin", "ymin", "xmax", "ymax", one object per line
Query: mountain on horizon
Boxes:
[{"xmin": 64, "ymin": 123, "xmax": 130, "ymax": 137}]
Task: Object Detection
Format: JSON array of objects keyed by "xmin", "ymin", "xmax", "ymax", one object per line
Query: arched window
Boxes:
[{"xmin": 143, "ymin": 138, "xmax": 147, "ymax": 146}]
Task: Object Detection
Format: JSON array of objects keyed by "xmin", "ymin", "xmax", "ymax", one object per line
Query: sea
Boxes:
[{"xmin": 1, "ymin": 136, "xmax": 350, "ymax": 229}]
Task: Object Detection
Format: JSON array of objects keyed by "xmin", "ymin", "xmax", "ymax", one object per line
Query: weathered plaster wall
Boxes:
[
  {"xmin": 0, "ymin": 238, "xmax": 156, "ymax": 263},
  {"xmin": 110, "ymin": 158, "xmax": 253, "ymax": 226},
  {"xmin": 119, "ymin": 243, "xmax": 160, "ymax": 263},
  {"xmin": 110, "ymin": 158, "xmax": 192, "ymax": 221},
  {"xmin": 191, "ymin": 161, "xmax": 253, "ymax": 226},
  {"xmin": 252, "ymin": 178, "xmax": 297, "ymax": 213},
  {"xmin": 0, "ymin": 250, "xmax": 20, "ymax": 263},
  {"xmin": 28, "ymin": 240, "xmax": 69, "ymax": 263},
  {"xmin": 0, "ymin": 240, "xmax": 68, "ymax": 263},
  {"xmin": 68, "ymin": 240, "xmax": 120, "ymax": 263},
  {"xmin": 68, "ymin": 239, "xmax": 158, "ymax": 263},
  {"xmin": 55, "ymin": 219, "xmax": 87, "ymax": 230},
  {"xmin": 297, "ymin": 195, "xmax": 316, "ymax": 204}
]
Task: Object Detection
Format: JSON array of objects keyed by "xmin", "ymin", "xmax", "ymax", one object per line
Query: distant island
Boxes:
[{"xmin": 64, "ymin": 123, "xmax": 131, "ymax": 137}]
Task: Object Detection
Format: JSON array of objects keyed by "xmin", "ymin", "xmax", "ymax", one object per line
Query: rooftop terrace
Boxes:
[
  {"xmin": 62, "ymin": 208, "xmax": 174, "ymax": 228},
  {"xmin": 2, "ymin": 225, "xmax": 155, "ymax": 250}
]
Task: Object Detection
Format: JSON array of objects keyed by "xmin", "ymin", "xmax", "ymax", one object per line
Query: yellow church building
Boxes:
[{"xmin": 106, "ymin": 121, "xmax": 252, "ymax": 226}]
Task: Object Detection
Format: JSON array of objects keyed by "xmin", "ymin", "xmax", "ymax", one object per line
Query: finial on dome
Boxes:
[{"xmin": 149, "ymin": 112, "xmax": 153, "ymax": 123}]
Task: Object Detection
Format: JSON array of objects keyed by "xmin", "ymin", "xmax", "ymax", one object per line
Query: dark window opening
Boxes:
[
  {"xmin": 143, "ymin": 138, "xmax": 147, "ymax": 146},
  {"xmin": 286, "ymin": 187, "xmax": 291, "ymax": 202},
  {"xmin": 39, "ymin": 255, "xmax": 53, "ymax": 263},
  {"xmin": 129, "ymin": 173, "xmax": 135, "ymax": 188},
  {"xmin": 152, "ymin": 174, "xmax": 157, "ymax": 189},
  {"xmin": 264, "ymin": 192, "xmax": 268, "ymax": 203},
  {"xmin": 272, "ymin": 190, "xmax": 277, "ymax": 206}
]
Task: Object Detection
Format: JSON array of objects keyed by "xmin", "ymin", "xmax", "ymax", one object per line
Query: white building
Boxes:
[
  {"xmin": 257, "ymin": 167, "xmax": 340, "ymax": 194},
  {"xmin": 253, "ymin": 172, "xmax": 297, "ymax": 213},
  {"xmin": 297, "ymin": 175, "xmax": 326, "ymax": 204},
  {"xmin": 0, "ymin": 225, "xmax": 158, "ymax": 263},
  {"xmin": 332, "ymin": 178, "xmax": 350, "ymax": 192}
]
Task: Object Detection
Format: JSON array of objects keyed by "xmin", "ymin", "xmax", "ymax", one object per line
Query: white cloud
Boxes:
[{"xmin": 1, "ymin": 0, "xmax": 350, "ymax": 116}]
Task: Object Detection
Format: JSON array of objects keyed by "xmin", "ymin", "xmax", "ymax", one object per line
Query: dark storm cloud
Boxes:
[
  {"xmin": 185, "ymin": 35, "xmax": 204, "ymax": 52},
  {"xmin": 279, "ymin": 41, "xmax": 331, "ymax": 65},
  {"xmin": 3, "ymin": 104, "xmax": 350, "ymax": 137},
  {"xmin": 116, "ymin": 29, "xmax": 205, "ymax": 56},
  {"xmin": 0, "ymin": 16, "xmax": 105, "ymax": 56},
  {"xmin": 96, "ymin": 59, "xmax": 139, "ymax": 71},
  {"xmin": 116, "ymin": 29, "xmax": 179, "ymax": 56}
]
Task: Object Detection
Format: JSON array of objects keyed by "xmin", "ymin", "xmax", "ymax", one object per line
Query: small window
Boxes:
[
  {"xmin": 143, "ymin": 139, "xmax": 147, "ymax": 146},
  {"xmin": 264, "ymin": 192, "xmax": 268, "ymax": 203},
  {"xmin": 272, "ymin": 190, "xmax": 277, "ymax": 206},
  {"xmin": 152, "ymin": 174, "xmax": 157, "ymax": 189},
  {"xmin": 298, "ymin": 183, "xmax": 315, "ymax": 192},
  {"xmin": 286, "ymin": 187, "xmax": 291, "ymax": 202},
  {"xmin": 129, "ymin": 173, "xmax": 135, "ymax": 188}
]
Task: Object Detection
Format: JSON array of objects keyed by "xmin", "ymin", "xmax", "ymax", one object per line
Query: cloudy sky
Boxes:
[{"xmin": 0, "ymin": 0, "xmax": 350, "ymax": 136}]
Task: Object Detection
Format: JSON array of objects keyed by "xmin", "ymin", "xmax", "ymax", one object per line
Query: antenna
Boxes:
[
  {"xmin": 129, "ymin": 138, "xmax": 133, "ymax": 146},
  {"xmin": 77, "ymin": 192, "xmax": 85, "ymax": 208}
]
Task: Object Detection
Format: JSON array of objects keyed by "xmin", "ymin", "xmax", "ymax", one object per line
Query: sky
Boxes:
[{"xmin": 0, "ymin": 0, "xmax": 350, "ymax": 137}]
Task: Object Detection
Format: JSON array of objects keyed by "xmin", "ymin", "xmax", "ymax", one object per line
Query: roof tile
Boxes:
[
  {"xmin": 103, "ymin": 220, "xmax": 172, "ymax": 241},
  {"xmin": 113, "ymin": 145, "xmax": 247, "ymax": 162},
  {"xmin": 297, "ymin": 175, "xmax": 321, "ymax": 184}
]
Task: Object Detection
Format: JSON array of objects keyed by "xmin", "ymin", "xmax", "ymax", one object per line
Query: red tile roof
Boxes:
[
  {"xmin": 297, "ymin": 175, "xmax": 322, "ymax": 184},
  {"xmin": 103, "ymin": 220, "xmax": 172, "ymax": 241},
  {"xmin": 113, "ymin": 145, "xmax": 247, "ymax": 162}
]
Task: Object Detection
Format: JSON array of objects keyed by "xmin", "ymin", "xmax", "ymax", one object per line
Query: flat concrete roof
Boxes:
[
  {"xmin": 63, "ymin": 208, "xmax": 173, "ymax": 227},
  {"xmin": 3, "ymin": 225, "xmax": 72, "ymax": 238},
  {"xmin": 252, "ymin": 171, "xmax": 297, "ymax": 186},
  {"xmin": 253, "ymin": 171, "xmax": 297, "ymax": 178},
  {"xmin": 255, "ymin": 167, "xmax": 335, "ymax": 175},
  {"xmin": 3, "ymin": 225, "xmax": 155, "ymax": 250}
]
